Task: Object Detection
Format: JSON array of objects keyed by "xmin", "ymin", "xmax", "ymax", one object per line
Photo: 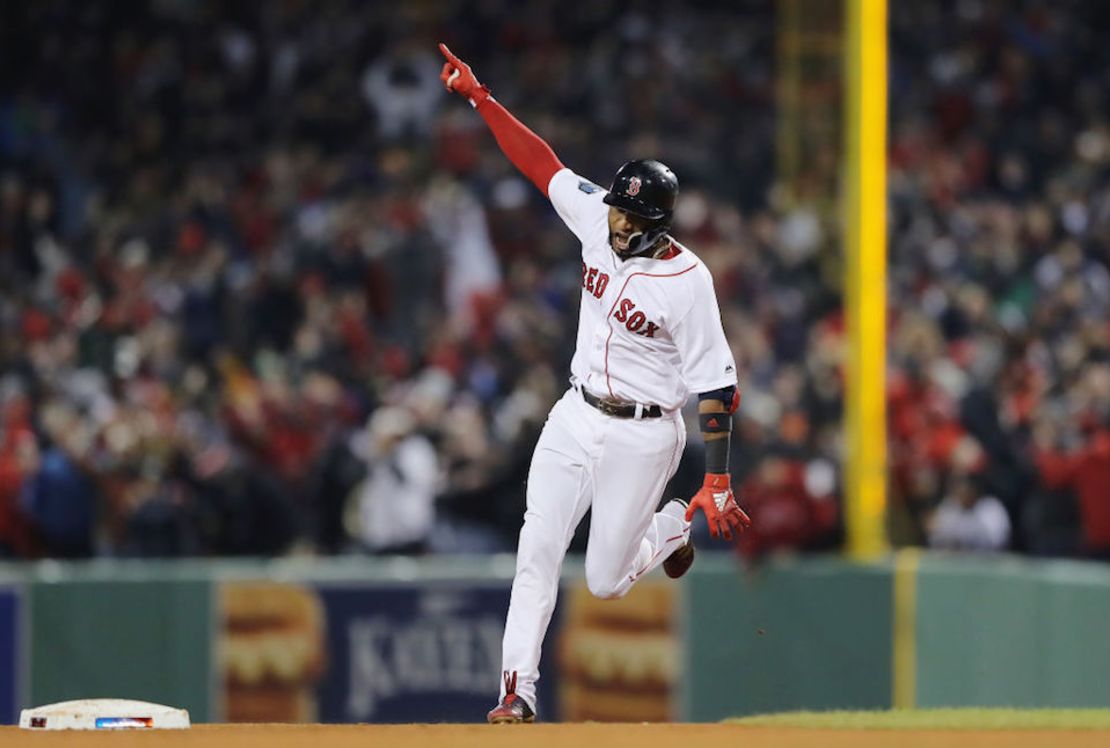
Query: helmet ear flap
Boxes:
[{"xmin": 621, "ymin": 219, "xmax": 669, "ymax": 257}]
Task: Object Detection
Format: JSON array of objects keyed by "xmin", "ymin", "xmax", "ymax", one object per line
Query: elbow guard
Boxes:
[{"xmin": 698, "ymin": 385, "xmax": 740, "ymax": 415}]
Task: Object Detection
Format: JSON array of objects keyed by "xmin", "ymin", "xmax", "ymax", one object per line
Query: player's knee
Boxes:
[{"xmin": 585, "ymin": 569, "xmax": 627, "ymax": 600}]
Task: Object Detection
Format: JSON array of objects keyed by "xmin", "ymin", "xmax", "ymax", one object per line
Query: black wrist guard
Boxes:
[
  {"xmin": 699, "ymin": 411, "xmax": 732, "ymax": 434},
  {"xmin": 704, "ymin": 433, "xmax": 731, "ymax": 474}
]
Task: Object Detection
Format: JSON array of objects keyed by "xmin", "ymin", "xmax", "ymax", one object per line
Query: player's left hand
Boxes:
[{"xmin": 686, "ymin": 473, "xmax": 752, "ymax": 540}]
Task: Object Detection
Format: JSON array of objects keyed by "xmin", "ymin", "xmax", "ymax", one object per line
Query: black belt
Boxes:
[{"xmin": 578, "ymin": 386, "xmax": 662, "ymax": 419}]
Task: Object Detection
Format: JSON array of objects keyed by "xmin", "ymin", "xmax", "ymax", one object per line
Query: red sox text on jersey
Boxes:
[
  {"xmin": 582, "ymin": 262, "xmax": 659, "ymax": 337},
  {"xmin": 612, "ymin": 297, "xmax": 659, "ymax": 337}
]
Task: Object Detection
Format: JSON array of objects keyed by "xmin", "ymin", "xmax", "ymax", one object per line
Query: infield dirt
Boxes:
[{"xmin": 2, "ymin": 723, "xmax": 1110, "ymax": 747}]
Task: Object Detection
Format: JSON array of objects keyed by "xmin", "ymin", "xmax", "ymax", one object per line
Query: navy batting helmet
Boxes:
[{"xmin": 603, "ymin": 159, "xmax": 679, "ymax": 254}]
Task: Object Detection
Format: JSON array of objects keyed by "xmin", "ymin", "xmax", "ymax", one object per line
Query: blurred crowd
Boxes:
[
  {"xmin": 886, "ymin": 1, "xmax": 1110, "ymax": 557},
  {"xmin": 0, "ymin": 0, "xmax": 1106, "ymax": 561}
]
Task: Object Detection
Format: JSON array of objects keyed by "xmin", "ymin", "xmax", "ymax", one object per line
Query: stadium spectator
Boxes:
[
  {"xmin": 926, "ymin": 472, "xmax": 1012, "ymax": 552},
  {"xmin": 1034, "ymin": 410, "xmax": 1110, "ymax": 559},
  {"xmin": 347, "ymin": 405, "xmax": 439, "ymax": 555}
]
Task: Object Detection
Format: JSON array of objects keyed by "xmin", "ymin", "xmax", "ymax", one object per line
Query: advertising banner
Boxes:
[
  {"xmin": 217, "ymin": 580, "xmax": 558, "ymax": 723},
  {"xmin": 0, "ymin": 587, "xmax": 21, "ymax": 724},
  {"xmin": 555, "ymin": 579, "xmax": 679, "ymax": 722},
  {"xmin": 217, "ymin": 581, "xmax": 327, "ymax": 723},
  {"xmin": 317, "ymin": 583, "xmax": 552, "ymax": 723}
]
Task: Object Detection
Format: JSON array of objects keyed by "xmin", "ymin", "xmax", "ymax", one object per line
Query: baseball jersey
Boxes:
[{"xmin": 547, "ymin": 167, "xmax": 738, "ymax": 412}]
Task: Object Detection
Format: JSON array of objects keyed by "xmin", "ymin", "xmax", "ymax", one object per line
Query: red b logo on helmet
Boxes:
[{"xmin": 627, "ymin": 176, "xmax": 642, "ymax": 196}]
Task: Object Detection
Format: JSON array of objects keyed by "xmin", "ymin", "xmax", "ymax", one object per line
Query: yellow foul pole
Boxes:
[{"xmin": 842, "ymin": 0, "xmax": 887, "ymax": 558}]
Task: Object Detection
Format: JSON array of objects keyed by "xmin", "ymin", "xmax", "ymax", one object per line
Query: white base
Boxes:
[{"xmin": 20, "ymin": 699, "xmax": 191, "ymax": 730}]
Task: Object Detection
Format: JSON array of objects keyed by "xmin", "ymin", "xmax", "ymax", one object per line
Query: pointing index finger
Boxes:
[{"xmin": 438, "ymin": 43, "xmax": 461, "ymax": 66}]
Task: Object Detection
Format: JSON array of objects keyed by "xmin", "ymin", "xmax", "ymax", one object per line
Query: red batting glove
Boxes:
[
  {"xmin": 686, "ymin": 473, "xmax": 752, "ymax": 541},
  {"xmin": 438, "ymin": 43, "xmax": 491, "ymax": 106}
]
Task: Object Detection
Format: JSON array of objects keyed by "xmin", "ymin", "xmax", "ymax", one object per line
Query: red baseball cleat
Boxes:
[
  {"xmin": 663, "ymin": 541, "xmax": 695, "ymax": 578},
  {"xmin": 487, "ymin": 671, "xmax": 535, "ymax": 724}
]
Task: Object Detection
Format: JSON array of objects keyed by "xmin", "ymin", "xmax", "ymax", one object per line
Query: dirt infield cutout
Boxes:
[{"xmin": 4, "ymin": 723, "xmax": 1110, "ymax": 748}]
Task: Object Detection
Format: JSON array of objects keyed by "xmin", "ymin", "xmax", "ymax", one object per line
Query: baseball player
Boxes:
[{"xmin": 437, "ymin": 43, "xmax": 751, "ymax": 724}]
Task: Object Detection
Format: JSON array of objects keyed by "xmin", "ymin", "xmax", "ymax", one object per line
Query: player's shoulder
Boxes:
[
  {"xmin": 575, "ymin": 176, "xmax": 606, "ymax": 197},
  {"xmin": 664, "ymin": 240, "xmax": 710, "ymax": 279},
  {"xmin": 549, "ymin": 168, "xmax": 608, "ymax": 203},
  {"xmin": 663, "ymin": 243, "xmax": 723, "ymax": 310}
]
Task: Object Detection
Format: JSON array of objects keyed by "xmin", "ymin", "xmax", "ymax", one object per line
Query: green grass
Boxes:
[{"xmin": 727, "ymin": 709, "xmax": 1110, "ymax": 730}]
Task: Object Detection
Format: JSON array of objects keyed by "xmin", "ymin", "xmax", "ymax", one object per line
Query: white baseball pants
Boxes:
[{"xmin": 499, "ymin": 387, "xmax": 689, "ymax": 711}]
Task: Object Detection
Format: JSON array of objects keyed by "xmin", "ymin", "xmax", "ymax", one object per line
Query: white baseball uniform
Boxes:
[{"xmin": 499, "ymin": 167, "xmax": 738, "ymax": 712}]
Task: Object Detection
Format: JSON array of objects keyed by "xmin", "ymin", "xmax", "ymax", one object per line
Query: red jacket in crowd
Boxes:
[{"xmin": 1036, "ymin": 429, "xmax": 1110, "ymax": 551}]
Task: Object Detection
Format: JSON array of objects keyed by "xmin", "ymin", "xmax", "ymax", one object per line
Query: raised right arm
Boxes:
[{"xmin": 439, "ymin": 43, "xmax": 564, "ymax": 197}]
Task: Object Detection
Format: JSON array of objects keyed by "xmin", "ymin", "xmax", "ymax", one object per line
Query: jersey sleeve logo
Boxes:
[{"xmin": 577, "ymin": 180, "xmax": 601, "ymax": 194}]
